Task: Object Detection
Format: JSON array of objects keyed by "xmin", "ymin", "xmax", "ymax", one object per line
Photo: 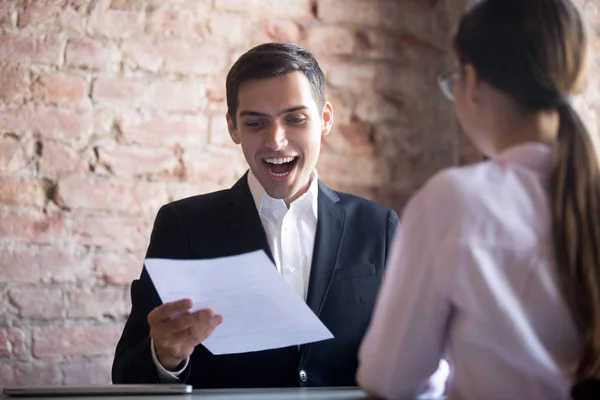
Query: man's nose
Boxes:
[{"xmin": 264, "ymin": 124, "xmax": 288, "ymax": 151}]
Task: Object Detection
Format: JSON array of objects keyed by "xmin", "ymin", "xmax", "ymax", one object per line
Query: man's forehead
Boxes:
[
  {"xmin": 236, "ymin": 73, "xmax": 317, "ymax": 113},
  {"xmin": 237, "ymin": 72, "xmax": 310, "ymax": 95}
]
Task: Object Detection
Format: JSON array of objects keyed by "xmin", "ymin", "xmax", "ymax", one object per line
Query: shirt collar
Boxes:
[
  {"xmin": 247, "ymin": 169, "xmax": 319, "ymax": 218},
  {"xmin": 492, "ymin": 142, "xmax": 553, "ymax": 173}
]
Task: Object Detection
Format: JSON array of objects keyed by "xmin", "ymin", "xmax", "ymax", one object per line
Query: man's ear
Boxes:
[
  {"xmin": 226, "ymin": 113, "xmax": 241, "ymax": 144},
  {"xmin": 321, "ymin": 101, "xmax": 334, "ymax": 137}
]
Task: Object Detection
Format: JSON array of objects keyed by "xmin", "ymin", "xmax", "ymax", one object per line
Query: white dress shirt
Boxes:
[
  {"xmin": 152, "ymin": 170, "xmax": 319, "ymax": 380},
  {"xmin": 357, "ymin": 143, "xmax": 581, "ymax": 400}
]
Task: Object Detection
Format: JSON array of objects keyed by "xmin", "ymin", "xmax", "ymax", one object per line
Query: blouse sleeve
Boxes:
[{"xmin": 356, "ymin": 184, "xmax": 455, "ymax": 399}]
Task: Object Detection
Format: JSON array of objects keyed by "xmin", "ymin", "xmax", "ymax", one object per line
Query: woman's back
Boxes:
[
  {"xmin": 357, "ymin": 2, "xmax": 599, "ymax": 398},
  {"xmin": 437, "ymin": 143, "xmax": 581, "ymax": 399}
]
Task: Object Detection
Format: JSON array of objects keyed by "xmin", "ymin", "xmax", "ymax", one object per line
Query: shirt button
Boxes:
[{"xmin": 299, "ymin": 369, "xmax": 308, "ymax": 382}]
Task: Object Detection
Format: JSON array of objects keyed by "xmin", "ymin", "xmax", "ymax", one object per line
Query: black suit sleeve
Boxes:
[
  {"xmin": 384, "ymin": 210, "xmax": 400, "ymax": 267},
  {"xmin": 112, "ymin": 204, "xmax": 192, "ymax": 384}
]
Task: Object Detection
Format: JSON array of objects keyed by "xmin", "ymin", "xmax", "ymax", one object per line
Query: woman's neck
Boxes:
[{"xmin": 488, "ymin": 109, "xmax": 560, "ymax": 155}]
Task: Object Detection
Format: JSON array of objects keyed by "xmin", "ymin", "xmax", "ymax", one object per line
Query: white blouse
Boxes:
[{"xmin": 357, "ymin": 143, "xmax": 582, "ymax": 400}]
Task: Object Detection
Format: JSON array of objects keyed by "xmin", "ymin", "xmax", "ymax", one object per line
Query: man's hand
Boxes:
[{"xmin": 148, "ymin": 299, "xmax": 223, "ymax": 371}]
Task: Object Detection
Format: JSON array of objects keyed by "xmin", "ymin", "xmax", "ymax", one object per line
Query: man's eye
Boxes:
[
  {"xmin": 287, "ymin": 117, "xmax": 306, "ymax": 125},
  {"xmin": 245, "ymin": 121, "xmax": 264, "ymax": 128}
]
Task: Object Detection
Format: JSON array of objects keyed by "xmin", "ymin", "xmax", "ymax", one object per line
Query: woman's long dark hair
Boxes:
[{"xmin": 455, "ymin": 0, "xmax": 600, "ymax": 382}]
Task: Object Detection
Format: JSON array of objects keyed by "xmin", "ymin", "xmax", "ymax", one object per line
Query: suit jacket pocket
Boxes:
[{"xmin": 335, "ymin": 263, "xmax": 376, "ymax": 280}]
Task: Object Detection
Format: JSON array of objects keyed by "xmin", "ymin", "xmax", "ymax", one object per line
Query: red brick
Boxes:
[
  {"xmin": 376, "ymin": 123, "xmax": 423, "ymax": 157},
  {"xmin": 105, "ymin": 0, "xmax": 147, "ymax": 11},
  {"xmin": 146, "ymin": 80, "xmax": 205, "ymax": 112},
  {"xmin": 0, "ymin": 177, "xmax": 46, "ymax": 207},
  {"xmin": 374, "ymin": 65, "xmax": 428, "ymax": 98},
  {"xmin": 127, "ymin": 39, "xmax": 227, "ymax": 75},
  {"xmin": 391, "ymin": 33, "xmax": 441, "ymax": 63},
  {"xmin": 1, "ymin": 362, "xmax": 62, "ymax": 385},
  {"xmin": 394, "ymin": 3, "xmax": 438, "ymax": 43},
  {"xmin": 32, "ymin": 72, "xmax": 89, "ymax": 108},
  {"xmin": 0, "ymin": 364, "xmax": 11, "ymax": 382},
  {"xmin": 0, "ymin": 247, "xmax": 90, "ymax": 283},
  {"xmin": 18, "ymin": 2, "xmax": 85, "ymax": 32},
  {"xmin": 56, "ymin": 175, "xmax": 168, "ymax": 215},
  {"xmin": 97, "ymin": 145, "xmax": 179, "ymax": 178},
  {"xmin": 0, "ymin": 106, "xmax": 93, "ymax": 140},
  {"xmin": 214, "ymin": 0, "xmax": 313, "ymax": 18},
  {"xmin": 327, "ymin": 89, "xmax": 354, "ymax": 125},
  {"xmin": 205, "ymin": 80, "xmax": 226, "ymax": 112},
  {"xmin": 147, "ymin": 1, "xmax": 212, "ymax": 37},
  {"xmin": 255, "ymin": 20, "xmax": 302, "ymax": 44},
  {"xmin": 184, "ymin": 149, "xmax": 248, "ymax": 185},
  {"xmin": 123, "ymin": 39, "xmax": 162, "ymax": 73},
  {"xmin": 355, "ymin": 92, "xmax": 404, "ymax": 123},
  {"xmin": 120, "ymin": 113, "xmax": 208, "ymax": 147},
  {"xmin": 0, "ymin": 2, "xmax": 13, "ymax": 25},
  {"xmin": 319, "ymin": 0, "xmax": 436, "ymax": 34},
  {"xmin": 88, "ymin": 3, "xmax": 145, "ymax": 39},
  {"xmin": 92, "ymin": 108, "xmax": 117, "ymax": 136},
  {"xmin": 324, "ymin": 121, "xmax": 374, "ymax": 156},
  {"xmin": 8, "ymin": 287, "xmax": 64, "ymax": 319},
  {"xmin": 316, "ymin": 151, "xmax": 390, "ymax": 186},
  {"xmin": 0, "ymin": 328, "xmax": 28, "ymax": 359},
  {"xmin": 92, "ymin": 77, "xmax": 146, "ymax": 106},
  {"xmin": 39, "ymin": 141, "xmax": 87, "ymax": 176},
  {"xmin": 318, "ymin": 0, "xmax": 380, "ymax": 25},
  {"xmin": 65, "ymin": 38, "xmax": 121, "ymax": 71},
  {"xmin": 63, "ymin": 357, "xmax": 113, "ymax": 385},
  {"xmin": 375, "ymin": 186, "xmax": 414, "ymax": 212},
  {"xmin": 358, "ymin": 30, "xmax": 420, "ymax": 62},
  {"xmin": 160, "ymin": 41, "xmax": 228, "ymax": 75},
  {"xmin": 95, "ymin": 252, "xmax": 142, "ymax": 284},
  {"xmin": 307, "ymin": 26, "xmax": 355, "ymax": 56},
  {"xmin": 35, "ymin": 107, "xmax": 93, "ymax": 140},
  {"xmin": 33, "ymin": 324, "xmax": 123, "ymax": 358},
  {"xmin": 0, "ymin": 33, "xmax": 62, "ymax": 65},
  {"xmin": 208, "ymin": 114, "xmax": 239, "ymax": 151},
  {"xmin": 0, "ymin": 136, "xmax": 29, "ymax": 173},
  {"xmin": 67, "ymin": 286, "xmax": 126, "ymax": 319},
  {"xmin": 207, "ymin": 13, "xmax": 253, "ymax": 46},
  {"xmin": 0, "ymin": 65, "xmax": 30, "ymax": 103},
  {"xmin": 71, "ymin": 214, "xmax": 150, "ymax": 250},
  {"xmin": 326, "ymin": 62, "xmax": 377, "ymax": 93},
  {"xmin": 167, "ymin": 181, "xmax": 224, "ymax": 202},
  {"xmin": 0, "ymin": 209, "xmax": 66, "ymax": 244}
]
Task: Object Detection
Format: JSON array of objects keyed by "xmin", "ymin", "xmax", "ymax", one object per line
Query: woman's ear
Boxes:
[{"xmin": 464, "ymin": 64, "xmax": 482, "ymax": 107}]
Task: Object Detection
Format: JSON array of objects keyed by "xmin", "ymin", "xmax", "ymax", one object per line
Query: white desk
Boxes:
[{"xmin": 1, "ymin": 387, "xmax": 445, "ymax": 400}]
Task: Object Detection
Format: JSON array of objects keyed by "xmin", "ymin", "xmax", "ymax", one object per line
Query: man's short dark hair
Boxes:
[{"xmin": 225, "ymin": 42, "xmax": 326, "ymax": 125}]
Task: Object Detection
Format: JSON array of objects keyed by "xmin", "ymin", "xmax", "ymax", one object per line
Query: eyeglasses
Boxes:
[{"xmin": 437, "ymin": 71, "xmax": 461, "ymax": 102}]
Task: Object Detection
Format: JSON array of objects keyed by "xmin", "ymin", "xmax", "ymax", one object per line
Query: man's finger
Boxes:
[
  {"xmin": 148, "ymin": 299, "xmax": 193, "ymax": 325},
  {"xmin": 152, "ymin": 309, "xmax": 219, "ymax": 341}
]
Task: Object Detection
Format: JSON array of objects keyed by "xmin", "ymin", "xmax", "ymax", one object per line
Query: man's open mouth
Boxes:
[{"xmin": 263, "ymin": 156, "xmax": 299, "ymax": 177}]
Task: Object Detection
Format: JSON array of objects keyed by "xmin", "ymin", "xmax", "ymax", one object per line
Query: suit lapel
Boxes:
[
  {"xmin": 226, "ymin": 173, "xmax": 275, "ymax": 264},
  {"xmin": 305, "ymin": 181, "xmax": 346, "ymax": 316}
]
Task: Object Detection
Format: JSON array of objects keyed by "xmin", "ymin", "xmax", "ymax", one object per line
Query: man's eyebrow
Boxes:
[{"xmin": 238, "ymin": 106, "xmax": 309, "ymax": 118}]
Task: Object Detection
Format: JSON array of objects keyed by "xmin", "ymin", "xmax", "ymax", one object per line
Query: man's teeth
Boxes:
[{"xmin": 264, "ymin": 157, "xmax": 295, "ymax": 165}]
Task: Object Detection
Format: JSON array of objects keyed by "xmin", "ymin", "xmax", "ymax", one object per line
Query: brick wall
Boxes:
[{"xmin": 3, "ymin": 0, "xmax": 595, "ymax": 386}]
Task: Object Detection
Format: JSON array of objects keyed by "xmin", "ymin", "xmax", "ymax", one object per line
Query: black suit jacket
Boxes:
[{"xmin": 112, "ymin": 174, "xmax": 399, "ymax": 388}]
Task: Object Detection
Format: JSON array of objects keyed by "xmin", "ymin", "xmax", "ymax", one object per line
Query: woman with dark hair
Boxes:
[{"xmin": 356, "ymin": 0, "xmax": 599, "ymax": 399}]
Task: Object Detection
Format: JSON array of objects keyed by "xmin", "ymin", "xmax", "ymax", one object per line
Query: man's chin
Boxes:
[{"xmin": 264, "ymin": 186, "xmax": 297, "ymax": 201}]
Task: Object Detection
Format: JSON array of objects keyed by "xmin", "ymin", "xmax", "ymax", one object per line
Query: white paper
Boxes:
[{"xmin": 144, "ymin": 250, "xmax": 334, "ymax": 355}]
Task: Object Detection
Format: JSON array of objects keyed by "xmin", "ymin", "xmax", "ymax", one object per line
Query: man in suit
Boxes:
[{"xmin": 112, "ymin": 42, "xmax": 399, "ymax": 388}]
